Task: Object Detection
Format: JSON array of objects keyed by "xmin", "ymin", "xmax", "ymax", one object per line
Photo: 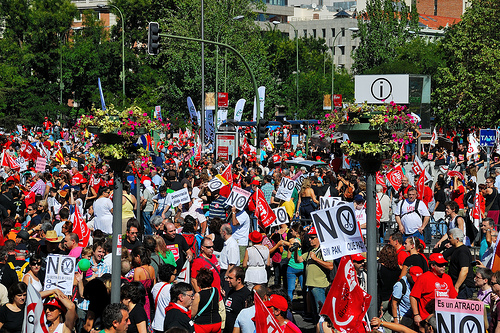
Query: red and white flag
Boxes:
[
  {"xmin": 72, "ymin": 204, "xmax": 90, "ymax": 247},
  {"xmin": 376, "ymin": 172, "xmax": 387, "ymax": 193},
  {"xmin": 20, "ymin": 142, "xmax": 41, "ymax": 162},
  {"xmin": 1, "ymin": 150, "xmax": 20, "ymax": 171},
  {"xmin": 387, "ymin": 164, "xmax": 404, "ymax": 192},
  {"xmin": 472, "ymin": 182, "xmax": 482, "ymax": 229},
  {"xmin": 177, "ymin": 260, "xmax": 190, "ymax": 283},
  {"xmin": 320, "ymin": 255, "xmax": 371, "ymax": 333},
  {"xmin": 342, "ymin": 154, "xmax": 350, "ymax": 169},
  {"xmin": 253, "ymin": 189, "xmax": 277, "ymax": 229},
  {"xmin": 412, "ymin": 156, "xmax": 425, "ymax": 176},
  {"xmin": 254, "ymin": 291, "xmax": 283, "ymax": 333},
  {"xmin": 220, "ymin": 164, "xmax": 233, "ymax": 184},
  {"xmin": 467, "ymin": 133, "xmax": 479, "ymax": 158},
  {"xmin": 376, "ymin": 195, "xmax": 382, "ymax": 223},
  {"xmin": 22, "ymin": 283, "xmax": 49, "ymax": 333},
  {"xmin": 416, "ymin": 169, "xmax": 428, "ymax": 200},
  {"xmin": 430, "ymin": 128, "xmax": 438, "ymax": 148}
]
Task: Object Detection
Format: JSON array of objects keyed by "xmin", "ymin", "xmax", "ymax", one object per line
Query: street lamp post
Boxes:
[
  {"xmin": 215, "ymin": 15, "xmax": 244, "ymax": 132},
  {"xmin": 273, "ymin": 21, "xmax": 299, "ymax": 110},
  {"xmin": 59, "ymin": 27, "xmax": 82, "ymax": 106},
  {"xmin": 97, "ymin": 4, "xmax": 125, "ymax": 106},
  {"xmin": 331, "ymin": 27, "xmax": 358, "ymax": 110}
]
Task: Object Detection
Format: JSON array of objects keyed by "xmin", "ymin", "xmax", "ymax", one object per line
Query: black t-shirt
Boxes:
[
  {"xmin": 162, "ymin": 234, "xmax": 190, "ymax": 269},
  {"xmin": 402, "ymin": 254, "xmax": 428, "ymax": 273},
  {"xmin": 378, "ymin": 265, "xmax": 401, "ymax": 302},
  {"xmin": 224, "ymin": 286, "xmax": 252, "ymax": 331},
  {"xmin": 0, "ymin": 303, "xmax": 23, "ymax": 333},
  {"xmin": 122, "ymin": 238, "xmax": 143, "ymax": 251},
  {"xmin": 434, "ymin": 189, "xmax": 447, "ymax": 212},
  {"xmin": 448, "ymin": 245, "xmax": 475, "ymax": 288},
  {"xmin": 0, "ymin": 263, "xmax": 21, "ymax": 290},
  {"xmin": 195, "ymin": 288, "xmax": 221, "ymax": 325},
  {"xmin": 0, "ymin": 193, "xmax": 16, "ymax": 217},
  {"xmin": 128, "ymin": 302, "xmax": 148, "ymax": 333}
]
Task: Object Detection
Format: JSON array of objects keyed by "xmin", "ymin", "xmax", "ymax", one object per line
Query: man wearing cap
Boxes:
[
  {"xmin": 391, "ymin": 266, "xmax": 423, "ymax": 328},
  {"xmin": 447, "ymin": 228, "xmax": 475, "ymax": 299},
  {"xmin": 265, "ymin": 294, "xmax": 301, "ymax": 333},
  {"xmin": 293, "ymin": 226, "xmax": 334, "ymax": 315},
  {"xmin": 352, "ymin": 253, "xmax": 367, "ymax": 292},
  {"xmin": 395, "ymin": 187, "xmax": 430, "ymax": 241},
  {"xmin": 410, "ymin": 253, "xmax": 457, "ymax": 326}
]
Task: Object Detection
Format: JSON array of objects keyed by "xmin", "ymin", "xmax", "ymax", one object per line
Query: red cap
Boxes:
[
  {"xmin": 308, "ymin": 226, "xmax": 317, "ymax": 235},
  {"xmin": 264, "ymin": 295, "xmax": 288, "ymax": 312},
  {"xmin": 44, "ymin": 297, "xmax": 66, "ymax": 314},
  {"xmin": 351, "ymin": 253, "xmax": 365, "ymax": 262},
  {"xmin": 251, "ymin": 179, "xmax": 260, "ymax": 186},
  {"xmin": 429, "ymin": 253, "xmax": 447, "ymax": 264},
  {"xmin": 409, "ymin": 266, "xmax": 423, "ymax": 281}
]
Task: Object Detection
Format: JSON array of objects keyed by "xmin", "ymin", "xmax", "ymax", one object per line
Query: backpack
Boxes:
[
  {"xmin": 182, "ymin": 233, "xmax": 204, "ymax": 258},
  {"xmin": 8, "ymin": 262, "xmax": 29, "ymax": 281},
  {"xmin": 398, "ymin": 199, "xmax": 422, "ymax": 219}
]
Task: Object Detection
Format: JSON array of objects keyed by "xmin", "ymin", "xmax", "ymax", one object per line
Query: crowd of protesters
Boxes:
[{"xmin": 0, "ymin": 121, "xmax": 498, "ymax": 333}]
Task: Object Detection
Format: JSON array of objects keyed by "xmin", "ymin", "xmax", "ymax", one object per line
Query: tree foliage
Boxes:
[{"xmin": 433, "ymin": 0, "xmax": 500, "ymax": 128}]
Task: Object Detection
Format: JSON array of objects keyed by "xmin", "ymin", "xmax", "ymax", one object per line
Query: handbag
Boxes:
[{"xmin": 193, "ymin": 287, "xmax": 216, "ymax": 320}]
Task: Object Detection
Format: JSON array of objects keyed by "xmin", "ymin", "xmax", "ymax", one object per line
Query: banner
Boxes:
[
  {"xmin": 254, "ymin": 292, "xmax": 283, "ymax": 333},
  {"xmin": 217, "ymin": 109, "xmax": 228, "ymax": 130},
  {"xmin": 187, "ymin": 97, "xmax": 198, "ymax": 124},
  {"xmin": 205, "ymin": 110, "xmax": 215, "ymax": 143},
  {"xmin": 252, "ymin": 86, "xmax": 266, "ymax": 122},
  {"xmin": 22, "ymin": 284, "xmax": 49, "ymax": 333},
  {"xmin": 275, "ymin": 177, "xmax": 296, "ymax": 202},
  {"xmin": 310, "ymin": 203, "xmax": 366, "ymax": 260},
  {"xmin": 253, "ymin": 189, "xmax": 276, "ymax": 228},
  {"xmin": 320, "ymin": 256, "xmax": 371, "ymax": 333},
  {"xmin": 20, "ymin": 142, "xmax": 41, "ymax": 162},
  {"xmin": 205, "ymin": 92, "xmax": 216, "ymax": 110},
  {"xmin": 35, "ymin": 157, "xmax": 46, "ymax": 173},
  {"xmin": 72, "ymin": 203, "xmax": 90, "ymax": 247},
  {"xmin": 319, "ymin": 197, "xmax": 344, "ymax": 210},
  {"xmin": 177, "ymin": 260, "xmax": 190, "ymax": 283},
  {"xmin": 436, "ymin": 298, "xmax": 484, "ymax": 333},
  {"xmin": 269, "ymin": 206, "xmax": 289, "ymax": 227},
  {"xmin": 43, "ymin": 255, "xmax": 76, "ymax": 295},
  {"xmin": 234, "ymin": 99, "xmax": 246, "ymax": 122},
  {"xmin": 387, "ymin": 164, "xmax": 404, "ymax": 191},
  {"xmin": 467, "ymin": 133, "xmax": 479, "ymax": 158},
  {"xmin": 224, "ymin": 186, "xmax": 251, "ymax": 211},
  {"xmin": 1, "ymin": 150, "xmax": 20, "ymax": 171},
  {"xmin": 412, "ymin": 156, "xmax": 425, "ymax": 176},
  {"xmin": 168, "ymin": 188, "xmax": 191, "ymax": 208},
  {"xmin": 220, "ymin": 164, "xmax": 233, "ymax": 184},
  {"xmin": 98, "ymin": 77, "xmax": 106, "ymax": 111},
  {"xmin": 207, "ymin": 175, "xmax": 229, "ymax": 192}
]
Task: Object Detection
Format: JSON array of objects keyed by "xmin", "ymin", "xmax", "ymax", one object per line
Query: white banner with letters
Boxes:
[
  {"xmin": 43, "ymin": 254, "xmax": 76, "ymax": 295},
  {"xmin": 436, "ymin": 298, "xmax": 484, "ymax": 333},
  {"xmin": 224, "ymin": 186, "xmax": 251, "ymax": 211},
  {"xmin": 319, "ymin": 196, "xmax": 344, "ymax": 210},
  {"xmin": 207, "ymin": 175, "xmax": 229, "ymax": 192},
  {"xmin": 275, "ymin": 178, "xmax": 296, "ymax": 202},
  {"xmin": 310, "ymin": 203, "xmax": 366, "ymax": 260},
  {"xmin": 168, "ymin": 188, "xmax": 191, "ymax": 208}
]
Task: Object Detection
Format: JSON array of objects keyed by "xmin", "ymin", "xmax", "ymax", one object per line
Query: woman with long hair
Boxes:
[
  {"xmin": 295, "ymin": 178, "xmax": 319, "ymax": 220},
  {"xmin": 377, "ymin": 245, "xmax": 401, "ymax": 317},
  {"xmin": 22, "ymin": 255, "xmax": 44, "ymax": 293},
  {"xmin": 191, "ymin": 267, "xmax": 222, "ymax": 333},
  {"xmin": 152, "ymin": 235, "xmax": 176, "ymax": 267},
  {"xmin": 132, "ymin": 246, "xmax": 156, "ymax": 323},
  {"xmin": 0, "ymin": 282, "xmax": 27, "ymax": 333}
]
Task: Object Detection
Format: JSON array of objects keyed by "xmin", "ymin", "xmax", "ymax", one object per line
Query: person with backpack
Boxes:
[
  {"xmin": 395, "ymin": 187, "xmax": 431, "ymax": 241},
  {"xmin": 391, "ymin": 266, "xmax": 423, "ymax": 329}
]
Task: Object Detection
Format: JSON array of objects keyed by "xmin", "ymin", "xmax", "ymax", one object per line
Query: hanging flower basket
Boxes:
[{"xmin": 336, "ymin": 124, "xmax": 380, "ymax": 143}]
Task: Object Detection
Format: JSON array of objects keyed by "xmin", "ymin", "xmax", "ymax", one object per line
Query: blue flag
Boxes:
[{"xmin": 98, "ymin": 78, "xmax": 106, "ymax": 111}]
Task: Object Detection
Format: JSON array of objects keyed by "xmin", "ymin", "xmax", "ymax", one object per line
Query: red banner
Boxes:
[
  {"xmin": 416, "ymin": 169, "xmax": 428, "ymax": 200},
  {"xmin": 320, "ymin": 256, "xmax": 371, "ymax": 333},
  {"xmin": 20, "ymin": 141, "xmax": 41, "ymax": 162},
  {"xmin": 253, "ymin": 189, "xmax": 277, "ymax": 228},
  {"xmin": 333, "ymin": 94, "xmax": 342, "ymax": 107},
  {"xmin": 387, "ymin": 165, "xmax": 404, "ymax": 192},
  {"xmin": 72, "ymin": 206, "xmax": 90, "ymax": 247},
  {"xmin": 254, "ymin": 292, "xmax": 282, "ymax": 333},
  {"xmin": 218, "ymin": 92, "xmax": 229, "ymax": 108},
  {"xmin": 220, "ymin": 164, "xmax": 233, "ymax": 184}
]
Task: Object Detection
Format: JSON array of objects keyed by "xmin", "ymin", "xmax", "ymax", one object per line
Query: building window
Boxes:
[
  {"xmin": 74, "ymin": 11, "xmax": 82, "ymax": 23},
  {"xmin": 331, "ymin": 28, "xmax": 335, "ymax": 38},
  {"xmin": 341, "ymin": 28, "xmax": 345, "ymax": 37},
  {"xmin": 322, "ymin": 29, "xmax": 326, "ymax": 38},
  {"xmin": 340, "ymin": 46, "xmax": 345, "ymax": 55},
  {"xmin": 312, "ymin": 29, "xmax": 316, "ymax": 38},
  {"xmin": 303, "ymin": 29, "xmax": 307, "ymax": 37}
]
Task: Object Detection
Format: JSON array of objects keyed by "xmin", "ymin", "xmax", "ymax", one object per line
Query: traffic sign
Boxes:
[{"xmin": 480, "ymin": 129, "xmax": 496, "ymax": 147}]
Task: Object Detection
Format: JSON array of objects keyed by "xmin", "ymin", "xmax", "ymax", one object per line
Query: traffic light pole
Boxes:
[{"xmin": 160, "ymin": 34, "xmax": 261, "ymax": 155}]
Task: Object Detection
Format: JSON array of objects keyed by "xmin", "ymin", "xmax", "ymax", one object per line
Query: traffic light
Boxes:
[
  {"xmin": 257, "ymin": 119, "xmax": 269, "ymax": 146},
  {"xmin": 148, "ymin": 22, "xmax": 160, "ymax": 55}
]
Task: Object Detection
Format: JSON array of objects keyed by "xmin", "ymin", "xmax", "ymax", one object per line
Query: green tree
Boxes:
[
  {"xmin": 352, "ymin": 0, "xmax": 419, "ymax": 74},
  {"xmin": 433, "ymin": 0, "xmax": 500, "ymax": 128}
]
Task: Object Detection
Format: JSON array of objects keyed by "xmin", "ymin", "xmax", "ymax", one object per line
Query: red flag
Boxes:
[
  {"xmin": 220, "ymin": 164, "xmax": 233, "ymax": 184},
  {"xmin": 20, "ymin": 142, "xmax": 41, "ymax": 161},
  {"xmin": 72, "ymin": 206, "xmax": 90, "ymax": 247},
  {"xmin": 376, "ymin": 172, "xmax": 387, "ymax": 193},
  {"xmin": 416, "ymin": 169, "xmax": 427, "ymax": 200},
  {"xmin": 387, "ymin": 165, "xmax": 404, "ymax": 192},
  {"xmin": 0, "ymin": 220, "xmax": 5, "ymax": 246},
  {"xmin": 376, "ymin": 194, "xmax": 382, "ymax": 224},
  {"xmin": 320, "ymin": 256, "xmax": 371, "ymax": 333},
  {"xmin": 253, "ymin": 189, "xmax": 277, "ymax": 229},
  {"xmin": 472, "ymin": 183, "xmax": 481, "ymax": 220},
  {"xmin": 1, "ymin": 150, "xmax": 20, "ymax": 171},
  {"xmin": 254, "ymin": 292, "xmax": 283, "ymax": 333},
  {"xmin": 412, "ymin": 156, "xmax": 425, "ymax": 175}
]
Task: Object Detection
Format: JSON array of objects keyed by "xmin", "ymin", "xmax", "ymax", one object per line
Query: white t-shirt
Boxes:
[
  {"xmin": 219, "ymin": 236, "xmax": 240, "ymax": 269},
  {"xmin": 151, "ymin": 282, "xmax": 173, "ymax": 331},
  {"xmin": 395, "ymin": 199, "xmax": 430, "ymax": 235},
  {"xmin": 232, "ymin": 211, "xmax": 251, "ymax": 246},
  {"xmin": 93, "ymin": 197, "xmax": 113, "ymax": 234}
]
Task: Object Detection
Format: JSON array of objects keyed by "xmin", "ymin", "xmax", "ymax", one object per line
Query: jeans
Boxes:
[
  {"xmin": 142, "ymin": 211, "xmax": 153, "ymax": 235},
  {"xmin": 310, "ymin": 287, "xmax": 327, "ymax": 315},
  {"xmin": 403, "ymin": 230, "xmax": 424, "ymax": 242},
  {"xmin": 286, "ymin": 266, "xmax": 304, "ymax": 301}
]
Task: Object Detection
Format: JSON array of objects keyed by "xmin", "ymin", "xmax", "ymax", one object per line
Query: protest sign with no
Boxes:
[
  {"xmin": 224, "ymin": 186, "xmax": 251, "ymax": 210},
  {"xmin": 436, "ymin": 298, "xmax": 484, "ymax": 333},
  {"xmin": 207, "ymin": 174, "xmax": 229, "ymax": 192},
  {"xmin": 43, "ymin": 254, "xmax": 76, "ymax": 295},
  {"xmin": 275, "ymin": 178, "xmax": 296, "ymax": 201},
  {"xmin": 311, "ymin": 203, "xmax": 366, "ymax": 260},
  {"xmin": 168, "ymin": 188, "xmax": 191, "ymax": 207},
  {"xmin": 319, "ymin": 197, "xmax": 344, "ymax": 210},
  {"xmin": 269, "ymin": 206, "xmax": 289, "ymax": 227}
]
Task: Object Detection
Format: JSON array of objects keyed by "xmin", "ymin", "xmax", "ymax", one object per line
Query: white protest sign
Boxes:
[
  {"xmin": 436, "ymin": 298, "xmax": 484, "ymax": 333},
  {"xmin": 43, "ymin": 254, "xmax": 76, "ymax": 295},
  {"xmin": 319, "ymin": 196, "xmax": 344, "ymax": 210},
  {"xmin": 15, "ymin": 156, "xmax": 27, "ymax": 172},
  {"xmin": 275, "ymin": 177, "xmax": 296, "ymax": 201},
  {"xmin": 269, "ymin": 206, "xmax": 289, "ymax": 227},
  {"xmin": 207, "ymin": 175, "xmax": 229, "ymax": 192},
  {"xmin": 224, "ymin": 186, "xmax": 251, "ymax": 211},
  {"xmin": 293, "ymin": 173, "xmax": 307, "ymax": 192},
  {"xmin": 168, "ymin": 188, "xmax": 191, "ymax": 207},
  {"xmin": 35, "ymin": 157, "xmax": 46, "ymax": 173},
  {"xmin": 311, "ymin": 203, "xmax": 366, "ymax": 260}
]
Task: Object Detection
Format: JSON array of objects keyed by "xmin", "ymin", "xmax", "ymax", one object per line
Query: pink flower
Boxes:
[
  {"xmin": 89, "ymin": 115, "xmax": 94, "ymax": 119},
  {"xmin": 384, "ymin": 118, "xmax": 389, "ymax": 122},
  {"xmin": 315, "ymin": 126, "xmax": 320, "ymax": 131},
  {"xmin": 143, "ymin": 113, "xmax": 147, "ymax": 116},
  {"xmin": 394, "ymin": 116, "xmax": 398, "ymax": 120},
  {"xmin": 392, "ymin": 134, "xmax": 397, "ymax": 138},
  {"xmin": 148, "ymin": 120, "xmax": 152, "ymax": 124},
  {"xmin": 390, "ymin": 101, "xmax": 395, "ymax": 106},
  {"xmin": 404, "ymin": 140, "xmax": 408, "ymax": 144},
  {"xmin": 325, "ymin": 114, "xmax": 330, "ymax": 118},
  {"xmin": 130, "ymin": 131, "xmax": 134, "ymax": 136},
  {"xmin": 129, "ymin": 110, "xmax": 133, "ymax": 115},
  {"xmin": 320, "ymin": 133, "xmax": 324, "ymax": 138},
  {"xmin": 117, "ymin": 130, "xmax": 122, "ymax": 135},
  {"xmin": 419, "ymin": 125, "xmax": 422, "ymax": 129}
]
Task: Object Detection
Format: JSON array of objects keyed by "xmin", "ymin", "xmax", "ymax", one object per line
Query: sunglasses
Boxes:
[
  {"xmin": 31, "ymin": 261, "xmax": 42, "ymax": 266},
  {"xmin": 435, "ymin": 263, "xmax": 447, "ymax": 267},
  {"xmin": 203, "ymin": 245, "xmax": 214, "ymax": 249},
  {"xmin": 45, "ymin": 305, "xmax": 60, "ymax": 312},
  {"xmin": 309, "ymin": 236, "xmax": 317, "ymax": 239}
]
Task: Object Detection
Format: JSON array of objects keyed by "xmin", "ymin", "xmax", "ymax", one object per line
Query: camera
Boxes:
[{"xmin": 289, "ymin": 242, "xmax": 301, "ymax": 252}]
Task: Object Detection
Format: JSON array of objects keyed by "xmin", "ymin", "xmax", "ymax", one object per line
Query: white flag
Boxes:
[
  {"xmin": 234, "ymin": 98, "xmax": 246, "ymax": 122},
  {"xmin": 177, "ymin": 260, "xmax": 190, "ymax": 283},
  {"xmin": 430, "ymin": 128, "xmax": 437, "ymax": 148},
  {"xmin": 252, "ymin": 86, "xmax": 265, "ymax": 122},
  {"xmin": 467, "ymin": 133, "xmax": 479, "ymax": 158},
  {"xmin": 22, "ymin": 284, "xmax": 48, "ymax": 333}
]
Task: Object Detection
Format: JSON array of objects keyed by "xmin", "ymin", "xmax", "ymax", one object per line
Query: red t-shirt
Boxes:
[
  {"xmin": 72, "ymin": 172, "xmax": 85, "ymax": 185},
  {"xmin": 396, "ymin": 246, "xmax": 409, "ymax": 267},
  {"xmin": 451, "ymin": 185, "xmax": 465, "ymax": 209},
  {"xmin": 191, "ymin": 255, "xmax": 222, "ymax": 298},
  {"xmin": 410, "ymin": 271, "xmax": 457, "ymax": 320}
]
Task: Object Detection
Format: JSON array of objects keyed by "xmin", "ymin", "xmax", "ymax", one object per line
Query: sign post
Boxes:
[{"xmin": 480, "ymin": 129, "xmax": 496, "ymax": 178}]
